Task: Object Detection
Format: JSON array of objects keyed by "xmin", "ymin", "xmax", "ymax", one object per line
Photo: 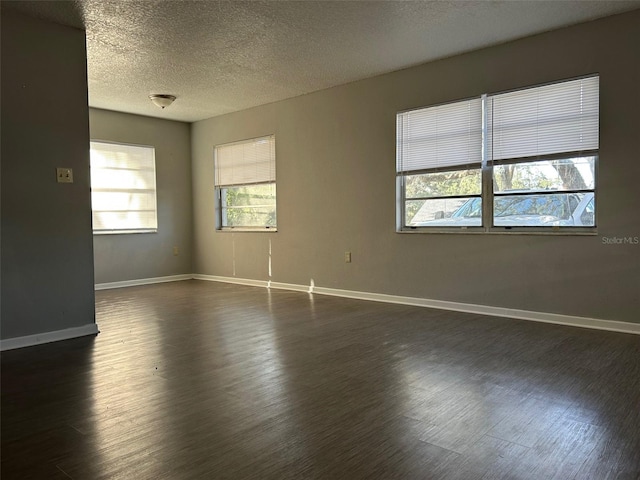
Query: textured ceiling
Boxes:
[{"xmin": 4, "ymin": 0, "xmax": 640, "ymax": 122}]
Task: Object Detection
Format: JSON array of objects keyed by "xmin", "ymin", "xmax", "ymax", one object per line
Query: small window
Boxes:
[
  {"xmin": 214, "ymin": 135, "xmax": 276, "ymax": 231},
  {"xmin": 397, "ymin": 75, "xmax": 599, "ymax": 233},
  {"xmin": 89, "ymin": 141, "xmax": 157, "ymax": 234}
]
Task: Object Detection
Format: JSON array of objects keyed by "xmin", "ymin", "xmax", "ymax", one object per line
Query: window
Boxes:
[
  {"xmin": 214, "ymin": 135, "xmax": 276, "ymax": 230},
  {"xmin": 397, "ymin": 98, "xmax": 483, "ymax": 227},
  {"xmin": 89, "ymin": 141, "xmax": 158, "ymax": 234},
  {"xmin": 397, "ymin": 76, "xmax": 599, "ymax": 233}
]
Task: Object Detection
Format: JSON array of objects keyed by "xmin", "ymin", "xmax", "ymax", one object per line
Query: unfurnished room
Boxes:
[{"xmin": 1, "ymin": 1, "xmax": 639, "ymax": 478}]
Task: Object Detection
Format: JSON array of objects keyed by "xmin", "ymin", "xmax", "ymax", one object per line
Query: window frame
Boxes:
[
  {"xmin": 397, "ymin": 75, "xmax": 599, "ymax": 235},
  {"xmin": 89, "ymin": 140, "xmax": 158, "ymax": 235},
  {"xmin": 214, "ymin": 135, "xmax": 277, "ymax": 232}
]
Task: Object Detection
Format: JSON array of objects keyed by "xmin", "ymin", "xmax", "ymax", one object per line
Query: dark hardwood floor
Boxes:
[{"xmin": 2, "ymin": 280, "xmax": 639, "ymax": 479}]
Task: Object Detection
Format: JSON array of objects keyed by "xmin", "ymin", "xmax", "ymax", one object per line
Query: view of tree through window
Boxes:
[
  {"xmin": 214, "ymin": 135, "xmax": 277, "ymax": 230},
  {"xmin": 397, "ymin": 76, "xmax": 598, "ymax": 231},
  {"xmin": 221, "ymin": 184, "xmax": 277, "ymax": 228}
]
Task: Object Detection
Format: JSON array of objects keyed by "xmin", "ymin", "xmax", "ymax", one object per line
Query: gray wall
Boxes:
[
  {"xmin": 89, "ymin": 109, "xmax": 193, "ymax": 284},
  {"xmin": 1, "ymin": 11, "xmax": 96, "ymax": 339},
  {"xmin": 192, "ymin": 10, "xmax": 640, "ymax": 324}
]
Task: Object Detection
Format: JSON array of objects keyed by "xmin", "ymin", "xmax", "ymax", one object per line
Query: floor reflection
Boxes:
[{"xmin": 3, "ymin": 281, "xmax": 639, "ymax": 478}]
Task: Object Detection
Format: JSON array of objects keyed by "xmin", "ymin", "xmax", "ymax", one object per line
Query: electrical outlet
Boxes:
[
  {"xmin": 345, "ymin": 251, "xmax": 352, "ymax": 263},
  {"xmin": 173, "ymin": 246, "xmax": 179, "ymax": 256},
  {"xmin": 56, "ymin": 167, "xmax": 73, "ymax": 183}
]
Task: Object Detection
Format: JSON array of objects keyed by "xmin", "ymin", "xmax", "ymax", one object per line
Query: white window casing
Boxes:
[
  {"xmin": 90, "ymin": 141, "xmax": 157, "ymax": 234},
  {"xmin": 214, "ymin": 135, "xmax": 277, "ymax": 231}
]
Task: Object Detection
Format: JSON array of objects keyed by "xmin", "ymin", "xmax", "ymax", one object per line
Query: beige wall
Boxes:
[
  {"xmin": 1, "ymin": 11, "xmax": 96, "ymax": 339},
  {"xmin": 89, "ymin": 109, "xmax": 193, "ymax": 284},
  {"xmin": 192, "ymin": 10, "xmax": 640, "ymax": 324}
]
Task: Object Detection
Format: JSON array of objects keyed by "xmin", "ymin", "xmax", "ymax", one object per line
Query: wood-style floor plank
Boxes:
[{"xmin": 2, "ymin": 280, "xmax": 639, "ymax": 479}]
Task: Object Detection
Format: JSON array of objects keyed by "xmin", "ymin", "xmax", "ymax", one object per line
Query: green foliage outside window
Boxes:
[{"xmin": 222, "ymin": 184, "xmax": 276, "ymax": 228}]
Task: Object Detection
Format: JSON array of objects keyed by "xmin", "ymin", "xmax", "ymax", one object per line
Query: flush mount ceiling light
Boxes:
[{"xmin": 149, "ymin": 94, "xmax": 176, "ymax": 109}]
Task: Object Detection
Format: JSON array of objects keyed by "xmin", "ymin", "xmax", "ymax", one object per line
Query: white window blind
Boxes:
[
  {"xmin": 397, "ymin": 98, "xmax": 482, "ymax": 173},
  {"xmin": 488, "ymin": 76, "xmax": 599, "ymax": 161},
  {"xmin": 215, "ymin": 135, "xmax": 276, "ymax": 187},
  {"xmin": 396, "ymin": 75, "xmax": 599, "ymax": 232},
  {"xmin": 90, "ymin": 141, "xmax": 157, "ymax": 233}
]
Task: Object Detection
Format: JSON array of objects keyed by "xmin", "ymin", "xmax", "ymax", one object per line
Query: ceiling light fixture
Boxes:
[{"xmin": 149, "ymin": 94, "xmax": 176, "ymax": 109}]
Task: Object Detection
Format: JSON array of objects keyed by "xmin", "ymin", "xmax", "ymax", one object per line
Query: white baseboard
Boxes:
[
  {"xmin": 0, "ymin": 323, "xmax": 100, "ymax": 352},
  {"xmin": 194, "ymin": 275, "xmax": 640, "ymax": 335},
  {"xmin": 193, "ymin": 274, "xmax": 268, "ymax": 288},
  {"xmin": 311, "ymin": 286, "xmax": 640, "ymax": 335},
  {"xmin": 95, "ymin": 274, "xmax": 193, "ymax": 290},
  {"xmin": 269, "ymin": 281, "xmax": 313, "ymax": 293},
  {"xmin": 194, "ymin": 275, "xmax": 314, "ymax": 294}
]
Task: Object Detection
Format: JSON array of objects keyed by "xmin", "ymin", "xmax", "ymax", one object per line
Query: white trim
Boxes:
[
  {"xmin": 269, "ymin": 281, "xmax": 313, "ymax": 293},
  {"xmin": 311, "ymin": 286, "xmax": 640, "ymax": 335},
  {"xmin": 194, "ymin": 275, "xmax": 313, "ymax": 294},
  {"xmin": 0, "ymin": 323, "xmax": 100, "ymax": 352},
  {"xmin": 193, "ymin": 274, "xmax": 269, "ymax": 288},
  {"xmin": 194, "ymin": 275, "xmax": 640, "ymax": 335},
  {"xmin": 95, "ymin": 274, "xmax": 193, "ymax": 290}
]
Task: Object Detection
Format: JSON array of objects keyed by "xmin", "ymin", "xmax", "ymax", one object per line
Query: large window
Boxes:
[
  {"xmin": 214, "ymin": 135, "xmax": 277, "ymax": 230},
  {"xmin": 397, "ymin": 76, "xmax": 599, "ymax": 233},
  {"xmin": 89, "ymin": 141, "xmax": 158, "ymax": 234}
]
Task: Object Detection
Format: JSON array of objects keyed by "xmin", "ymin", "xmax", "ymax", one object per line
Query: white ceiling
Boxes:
[{"xmin": 5, "ymin": 0, "xmax": 640, "ymax": 123}]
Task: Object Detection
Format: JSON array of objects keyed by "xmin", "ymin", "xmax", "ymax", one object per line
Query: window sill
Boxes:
[
  {"xmin": 94, "ymin": 229, "xmax": 158, "ymax": 235},
  {"xmin": 217, "ymin": 227, "xmax": 278, "ymax": 233},
  {"xmin": 397, "ymin": 227, "xmax": 597, "ymax": 236}
]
